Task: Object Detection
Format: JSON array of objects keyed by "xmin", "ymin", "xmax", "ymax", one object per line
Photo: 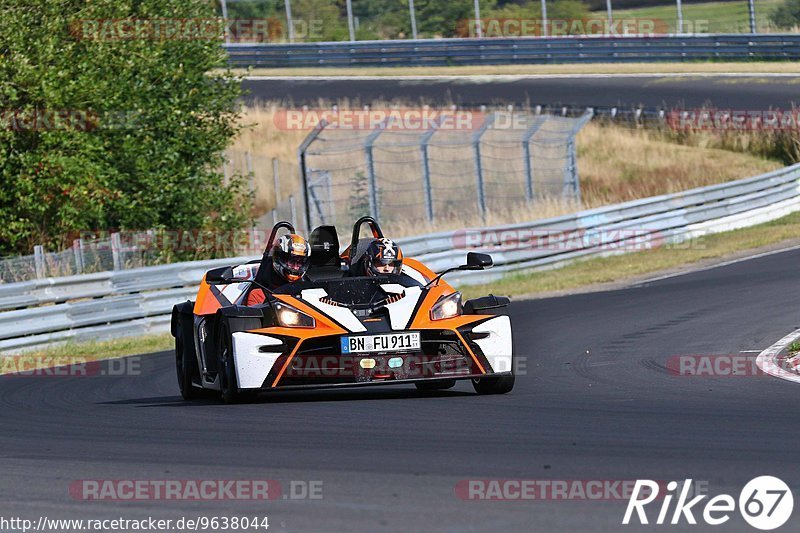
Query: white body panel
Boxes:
[
  {"xmin": 380, "ymin": 284, "xmax": 423, "ymax": 330},
  {"xmin": 300, "ymin": 288, "xmax": 368, "ymax": 333},
  {"xmin": 232, "ymin": 332, "xmax": 283, "ymax": 389},
  {"xmin": 471, "ymin": 316, "xmax": 514, "ymax": 374}
]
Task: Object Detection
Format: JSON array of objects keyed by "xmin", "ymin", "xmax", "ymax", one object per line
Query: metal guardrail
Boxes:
[
  {"xmin": 225, "ymin": 34, "xmax": 800, "ymax": 67},
  {"xmin": 1, "ymin": 163, "xmax": 799, "ymax": 353}
]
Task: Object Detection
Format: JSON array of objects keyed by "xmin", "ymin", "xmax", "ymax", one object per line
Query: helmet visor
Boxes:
[
  {"xmin": 371, "ymin": 257, "xmax": 402, "ymax": 275},
  {"xmin": 284, "ymin": 255, "xmax": 310, "ymax": 275}
]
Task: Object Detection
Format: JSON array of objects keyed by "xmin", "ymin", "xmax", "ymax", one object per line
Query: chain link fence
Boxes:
[
  {"xmin": 299, "ymin": 109, "xmax": 592, "ymax": 235},
  {"xmin": 0, "ymin": 234, "xmax": 161, "ymax": 284}
]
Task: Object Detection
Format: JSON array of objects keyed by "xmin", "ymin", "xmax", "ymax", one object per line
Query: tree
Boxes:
[
  {"xmin": 0, "ymin": 0, "xmax": 249, "ymax": 258},
  {"xmin": 772, "ymin": 0, "xmax": 800, "ymax": 28}
]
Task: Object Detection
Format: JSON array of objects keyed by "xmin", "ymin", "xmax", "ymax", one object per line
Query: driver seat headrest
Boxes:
[{"xmin": 309, "ymin": 226, "xmax": 340, "ymax": 267}]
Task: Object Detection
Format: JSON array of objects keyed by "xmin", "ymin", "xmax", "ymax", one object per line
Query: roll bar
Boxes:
[{"xmin": 349, "ymin": 216, "xmax": 385, "ymax": 255}]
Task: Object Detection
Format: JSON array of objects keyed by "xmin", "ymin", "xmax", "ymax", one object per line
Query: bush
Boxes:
[{"xmin": 0, "ymin": 0, "xmax": 250, "ymax": 259}]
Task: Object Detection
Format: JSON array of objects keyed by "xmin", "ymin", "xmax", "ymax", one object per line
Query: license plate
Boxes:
[{"xmin": 341, "ymin": 332, "xmax": 421, "ymax": 354}]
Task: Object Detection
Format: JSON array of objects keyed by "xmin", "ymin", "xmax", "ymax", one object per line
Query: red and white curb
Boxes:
[{"xmin": 756, "ymin": 328, "xmax": 800, "ymax": 384}]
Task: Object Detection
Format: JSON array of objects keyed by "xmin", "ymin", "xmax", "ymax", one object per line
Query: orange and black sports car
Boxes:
[{"xmin": 171, "ymin": 217, "xmax": 514, "ymax": 402}]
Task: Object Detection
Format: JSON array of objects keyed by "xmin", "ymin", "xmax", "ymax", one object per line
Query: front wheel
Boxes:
[
  {"xmin": 217, "ymin": 319, "xmax": 244, "ymax": 403},
  {"xmin": 472, "ymin": 374, "xmax": 514, "ymax": 395},
  {"xmin": 176, "ymin": 326, "xmax": 200, "ymax": 400}
]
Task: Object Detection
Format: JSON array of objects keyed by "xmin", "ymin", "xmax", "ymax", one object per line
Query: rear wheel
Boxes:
[
  {"xmin": 472, "ymin": 374, "xmax": 515, "ymax": 395},
  {"xmin": 415, "ymin": 379, "xmax": 456, "ymax": 391}
]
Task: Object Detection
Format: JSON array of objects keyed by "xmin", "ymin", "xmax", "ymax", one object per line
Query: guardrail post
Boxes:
[
  {"xmin": 73, "ymin": 239, "xmax": 85, "ymax": 275},
  {"xmin": 34, "ymin": 245, "xmax": 45, "ymax": 279},
  {"xmin": 472, "ymin": 112, "xmax": 496, "ymax": 219},
  {"xmin": 111, "ymin": 232, "xmax": 122, "ymax": 271},
  {"xmin": 522, "ymin": 115, "xmax": 547, "ymax": 201}
]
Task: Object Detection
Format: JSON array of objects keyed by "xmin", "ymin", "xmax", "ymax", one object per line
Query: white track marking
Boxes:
[
  {"xmin": 756, "ymin": 329, "xmax": 800, "ymax": 384},
  {"xmin": 246, "ymin": 73, "xmax": 799, "ymax": 81}
]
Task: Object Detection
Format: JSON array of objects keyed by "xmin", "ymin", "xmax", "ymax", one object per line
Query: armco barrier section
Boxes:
[
  {"xmin": 225, "ymin": 34, "xmax": 800, "ymax": 67},
  {"xmin": 1, "ymin": 164, "xmax": 799, "ymax": 353}
]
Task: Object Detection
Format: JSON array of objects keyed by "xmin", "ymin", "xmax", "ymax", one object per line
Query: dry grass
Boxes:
[
  {"xmin": 233, "ymin": 62, "xmax": 800, "ymax": 78},
  {"xmin": 230, "ymin": 104, "xmax": 783, "ymax": 236},
  {"xmin": 228, "ymin": 103, "xmax": 307, "ymax": 215},
  {"xmin": 577, "ymin": 122, "xmax": 782, "ymax": 206}
]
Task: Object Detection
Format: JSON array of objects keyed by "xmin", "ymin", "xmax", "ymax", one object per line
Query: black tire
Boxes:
[
  {"xmin": 216, "ymin": 315, "xmax": 262, "ymax": 403},
  {"xmin": 415, "ymin": 379, "xmax": 456, "ymax": 391},
  {"xmin": 175, "ymin": 322, "xmax": 201, "ymax": 400},
  {"xmin": 217, "ymin": 319, "xmax": 243, "ymax": 403},
  {"xmin": 472, "ymin": 374, "xmax": 515, "ymax": 395}
]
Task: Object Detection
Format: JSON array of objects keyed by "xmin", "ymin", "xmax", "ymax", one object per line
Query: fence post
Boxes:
[
  {"xmin": 245, "ymin": 151, "xmax": 255, "ymax": 198},
  {"xmin": 272, "ymin": 157, "xmax": 281, "ymax": 205},
  {"xmin": 111, "ymin": 232, "xmax": 122, "ymax": 271},
  {"xmin": 472, "ymin": 112, "xmax": 496, "ymax": 219},
  {"xmin": 364, "ymin": 117, "xmax": 393, "ymax": 221},
  {"xmin": 419, "ymin": 117, "xmax": 439, "ymax": 223},
  {"xmin": 563, "ymin": 110, "xmax": 594, "ymax": 204},
  {"xmin": 289, "ymin": 195, "xmax": 297, "ymax": 230},
  {"xmin": 73, "ymin": 239, "xmax": 85, "ymax": 275},
  {"xmin": 222, "ymin": 153, "xmax": 230, "ymax": 186},
  {"xmin": 297, "ymin": 120, "xmax": 327, "ymax": 231},
  {"xmin": 34, "ymin": 245, "xmax": 45, "ymax": 279},
  {"xmin": 521, "ymin": 115, "xmax": 547, "ymax": 202}
]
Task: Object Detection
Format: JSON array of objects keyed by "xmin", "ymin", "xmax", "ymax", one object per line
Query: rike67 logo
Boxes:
[{"xmin": 623, "ymin": 477, "xmax": 793, "ymax": 530}]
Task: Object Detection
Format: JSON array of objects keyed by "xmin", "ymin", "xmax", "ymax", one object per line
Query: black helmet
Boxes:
[
  {"xmin": 364, "ymin": 238, "xmax": 403, "ymax": 276},
  {"xmin": 272, "ymin": 234, "xmax": 311, "ymax": 282}
]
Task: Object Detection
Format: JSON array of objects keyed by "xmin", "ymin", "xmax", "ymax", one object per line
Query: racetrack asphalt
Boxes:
[
  {"xmin": 1, "ymin": 247, "xmax": 799, "ymax": 532},
  {"xmin": 242, "ymin": 75, "xmax": 800, "ymax": 109}
]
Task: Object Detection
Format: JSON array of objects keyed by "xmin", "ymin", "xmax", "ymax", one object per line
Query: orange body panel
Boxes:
[{"xmin": 193, "ymin": 276, "xmax": 225, "ymax": 316}]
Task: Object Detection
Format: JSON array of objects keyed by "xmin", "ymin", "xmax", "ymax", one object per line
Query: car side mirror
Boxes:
[
  {"xmin": 460, "ymin": 252, "xmax": 493, "ymax": 270},
  {"xmin": 206, "ymin": 266, "xmax": 235, "ymax": 284}
]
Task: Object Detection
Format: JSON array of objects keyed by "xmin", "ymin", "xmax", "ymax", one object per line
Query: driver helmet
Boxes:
[
  {"xmin": 364, "ymin": 238, "xmax": 403, "ymax": 276},
  {"xmin": 272, "ymin": 234, "xmax": 311, "ymax": 282}
]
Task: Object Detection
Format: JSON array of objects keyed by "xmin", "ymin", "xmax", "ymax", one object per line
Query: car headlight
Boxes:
[
  {"xmin": 275, "ymin": 301, "xmax": 315, "ymax": 328},
  {"xmin": 430, "ymin": 292, "xmax": 462, "ymax": 321}
]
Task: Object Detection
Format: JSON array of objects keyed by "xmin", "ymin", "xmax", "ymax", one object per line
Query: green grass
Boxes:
[
  {"xmin": 0, "ymin": 334, "xmax": 173, "ymax": 375},
  {"xmin": 600, "ymin": 0, "xmax": 785, "ymax": 34},
  {"xmin": 461, "ymin": 210, "xmax": 800, "ymax": 300}
]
